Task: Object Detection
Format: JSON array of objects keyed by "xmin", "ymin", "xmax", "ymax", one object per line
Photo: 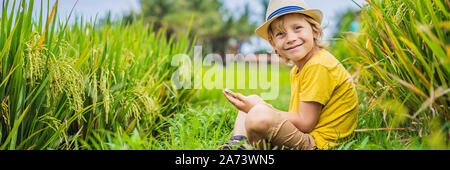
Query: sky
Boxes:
[{"xmin": 3, "ymin": 0, "xmax": 367, "ymax": 54}]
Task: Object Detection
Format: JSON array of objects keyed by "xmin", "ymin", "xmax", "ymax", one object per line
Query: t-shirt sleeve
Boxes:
[{"xmin": 299, "ymin": 64, "xmax": 334, "ymax": 105}]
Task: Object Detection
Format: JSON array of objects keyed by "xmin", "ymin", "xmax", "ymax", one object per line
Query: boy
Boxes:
[{"xmin": 220, "ymin": 0, "xmax": 358, "ymax": 150}]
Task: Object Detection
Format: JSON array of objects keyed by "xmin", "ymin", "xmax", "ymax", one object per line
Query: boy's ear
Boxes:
[
  {"xmin": 314, "ymin": 31, "xmax": 319, "ymax": 40},
  {"xmin": 312, "ymin": 27, "xmax": 320, "ymax": 41},
  {"xmin": 268, "ymin": 39, "xmax": 279, "ymax": 55},
  {"xmin": 268, "ymin": 39, "xmax": 280, "ymax": 55}
]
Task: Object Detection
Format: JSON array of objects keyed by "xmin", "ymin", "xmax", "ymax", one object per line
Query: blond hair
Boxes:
[{"xmin": 268, "ymin": 13, "xmax": 327, "ymax": 50}]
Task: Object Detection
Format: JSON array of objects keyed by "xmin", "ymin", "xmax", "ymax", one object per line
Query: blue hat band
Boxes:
[{"xmin": 267, "ymin": 6, "xmax": 306, "ymax": 21}]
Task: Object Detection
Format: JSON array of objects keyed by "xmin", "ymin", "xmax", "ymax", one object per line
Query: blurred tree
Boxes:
[
  {"xmin": 331, "ymin": 9, "xmax": 359, "ymax": 39},
  {"xmin": 328, "ymin": 9, "xmax": 359, "ymax": 62},
  {"xmin": 130, "ymin": 0, "xmax": 257, "ymax": 62}
]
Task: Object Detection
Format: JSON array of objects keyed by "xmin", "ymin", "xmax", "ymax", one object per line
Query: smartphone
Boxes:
[{"xmin": 223, "ymin": 88, "xmax": 235, "ymax": 97}]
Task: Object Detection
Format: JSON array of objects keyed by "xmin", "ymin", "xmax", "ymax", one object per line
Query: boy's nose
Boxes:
[{"xmin": 285, "ymin": 31, "xmax": 297, "ymax": 44}]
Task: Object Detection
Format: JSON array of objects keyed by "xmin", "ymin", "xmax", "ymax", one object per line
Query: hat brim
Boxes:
[{"xmin": 255, "ymin": 9, "xmax": 323, "ymax": 42}]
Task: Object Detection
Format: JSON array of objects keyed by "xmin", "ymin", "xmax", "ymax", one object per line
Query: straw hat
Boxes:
[{"xmin": 256, "ymin": 0, "xmax": 323, "ymax": 41}]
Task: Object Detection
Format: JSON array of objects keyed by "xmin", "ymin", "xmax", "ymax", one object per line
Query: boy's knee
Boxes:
[{"xmin": 245, "ymin": 104, "xmax": 274, "ymax": 135}]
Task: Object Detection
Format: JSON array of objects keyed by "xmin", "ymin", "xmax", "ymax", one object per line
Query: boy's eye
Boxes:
[
  {"xmin": 276, "ymin": 32, "xmax": 284, "ymax": 37},
  {"xmin": 295, "ymin": 26, "xmax": 303, "ymax": 30}
]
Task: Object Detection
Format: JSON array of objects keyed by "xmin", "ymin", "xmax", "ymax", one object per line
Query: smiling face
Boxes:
[{"xmin": 268, "ymin": 14, "xmax": 319, "ymax": 62}]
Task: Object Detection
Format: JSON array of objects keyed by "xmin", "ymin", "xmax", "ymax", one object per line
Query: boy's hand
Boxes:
[{"xmin": 222, "ymin": 90, "xmax": 266, "ymax": 113}]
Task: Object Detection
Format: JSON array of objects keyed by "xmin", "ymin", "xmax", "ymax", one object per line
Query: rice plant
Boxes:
[
  {"xmin": 345, "ymin": 0, "xmax": 449, "ymax": 149},
  {"xmin": 0, "ymin": 0, "xmax": 196, "ymax": 150}
]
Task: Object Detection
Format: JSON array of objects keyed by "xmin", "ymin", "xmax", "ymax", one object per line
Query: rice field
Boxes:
[
  {"xmin": 0, "ymin": 0, "xmax": 196, "ymax": 149},
  {"xmin": 0, "ymin": 0, "xmax": 448, "ymax": 150},
  {"xmin": 343, "ymin": 0, "xmax": 449, "ymax": 149}
]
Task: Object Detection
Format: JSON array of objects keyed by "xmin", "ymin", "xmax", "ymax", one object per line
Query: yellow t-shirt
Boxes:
[{"xmin": 288, "ymin": 49, "xmax": 358, "ymax": 150}]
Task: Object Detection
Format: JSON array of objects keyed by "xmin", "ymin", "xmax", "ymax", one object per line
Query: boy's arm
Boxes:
[
  {"xmin": 271, "ymin": 101, "xmax": 322, "ymax": 133},
  {"xmin": 223, "ymin": 90, "xmax": 321, "ymax": 133}
]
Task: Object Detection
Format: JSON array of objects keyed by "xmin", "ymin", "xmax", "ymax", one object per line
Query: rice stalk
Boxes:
[{"xmin": 345, "ymin": 0, "xmax": 449, "ymax": 147}]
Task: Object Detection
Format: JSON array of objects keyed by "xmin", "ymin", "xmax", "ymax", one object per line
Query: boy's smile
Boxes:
[{"xmin": 285, "ymin": 42, "xmax": 303, "ymax": 51}]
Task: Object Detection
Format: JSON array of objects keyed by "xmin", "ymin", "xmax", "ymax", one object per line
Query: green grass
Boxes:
[{"xmin": 87, "ymin": 63, "xmax": 438, "ymax": 150}]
